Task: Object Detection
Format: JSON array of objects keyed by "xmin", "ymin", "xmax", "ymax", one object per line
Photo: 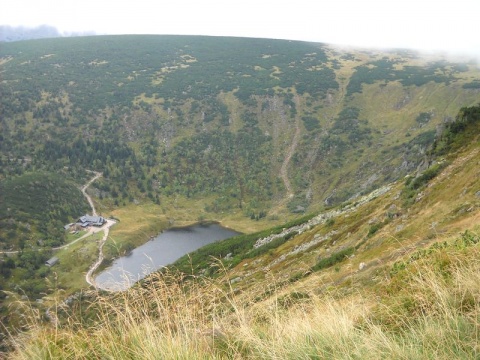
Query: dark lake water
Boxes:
[{"xmin": 94, "ymin": 223, "xmax": 239, "ymax": 291}]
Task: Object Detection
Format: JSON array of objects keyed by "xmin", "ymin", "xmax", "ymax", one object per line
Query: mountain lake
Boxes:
[{"xmin": 94, "ymin": 223, "xmax": 239, "ymax": 291}]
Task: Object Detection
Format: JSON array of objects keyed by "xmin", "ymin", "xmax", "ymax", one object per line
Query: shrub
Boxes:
[{"xmin": 312, "ymin": 247, "xmax": 354, "ymax": 272}]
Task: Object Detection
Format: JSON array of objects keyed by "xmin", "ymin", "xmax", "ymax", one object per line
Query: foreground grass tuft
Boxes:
[{"xmin": 8, "ymin": 233, "xmax": 480, "ymax": 359}]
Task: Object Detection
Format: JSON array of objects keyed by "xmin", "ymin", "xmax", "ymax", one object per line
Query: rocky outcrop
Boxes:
[
  {"xmin": 266, "ymin": 231, "xmax": 338, "ymax": 269},
  {"xmin": 254, "ymin": 185, "xmax": 392, "ymax": 249}
]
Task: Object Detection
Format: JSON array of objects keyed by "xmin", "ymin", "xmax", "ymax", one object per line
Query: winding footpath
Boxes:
[
  {"xmin": 0, "ymin": 171, "xmax": 115, "ymax": 289},
  {"xmin": 85, "ymin": 219, "xmax": 115, "ymax": 288},
  {"xmin": 270, "ymin": 95, "xmax": 302, "ymax": 215},
  {"xmin": 83, "ymin": 170, "xmax": 102, "ymax": 216},
  {"xmin": 43, "ymin": 171, "xmax": 112, "ymax": 325},
  {"xmin": 81, "ymin": 171, "xmax": 116, "ymax": 288},
  {"xmin": 279, "ymin": 96, "xmax": 301, "ymax": 198}
]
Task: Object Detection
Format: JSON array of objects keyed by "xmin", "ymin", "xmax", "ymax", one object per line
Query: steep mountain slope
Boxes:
[
  {"xmin": 7, "ymin": 105, "xmax": 480, "ymax": 359},
  {"xmin": 170, "ymin": 104, "xmax": 480, "ymax": 290},
  {"xmin": 1, "ymin": 35, "xmax": 479, "ymax": 235}
]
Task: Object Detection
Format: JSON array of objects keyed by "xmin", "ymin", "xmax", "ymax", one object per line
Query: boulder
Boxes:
[{"xmin": 230, "ymin": 277, "xmax": 242, "ymax": 284}]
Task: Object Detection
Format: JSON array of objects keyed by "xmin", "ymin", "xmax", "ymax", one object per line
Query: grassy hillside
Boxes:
[
  {"xmin": 11, "ymin": 244, "xmax": 480, "ymax": 359},
  {"xmin": 7, "ymin": 105, "xmax": 480, "ymax": 358}
]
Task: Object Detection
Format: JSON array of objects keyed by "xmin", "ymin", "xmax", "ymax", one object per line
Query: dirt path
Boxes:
[
  {"xmin": 53, "ymin": 228, "xmax": 100, "ymax": 250},
  {"xmin": 279, "ymin": 95, "xmax": 301, "ymax": 198},
  {"xmin": 80, "ymin": 171, "xmax": 117, "ymax": 288},
  {"xmin": 270, "ymin": 95, "xmax": 302, "ymax": 215},
  {"xmin": 85, "ymin": 219, "xmax": 115, "ymax": 288},
  {"xmin": 82, "ymin": 171, "xmax": 102, "ymax": 216}
]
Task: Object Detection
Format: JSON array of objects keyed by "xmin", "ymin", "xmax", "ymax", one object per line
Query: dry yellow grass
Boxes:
[{"xmin": 8, "ymin": 237, "xmax": 480, "ymax": 359}]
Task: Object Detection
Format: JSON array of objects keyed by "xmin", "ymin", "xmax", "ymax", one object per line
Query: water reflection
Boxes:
[{"xmin": 94, "ymin": 223, "xmax": 239, "ymax": 291}]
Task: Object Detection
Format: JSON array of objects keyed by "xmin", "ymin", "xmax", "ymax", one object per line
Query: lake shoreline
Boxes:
[
  {"xmin": 96, "ymin": 219, "xmax": 242, "ymax": 271},
  {"xmin": 93, "ymin": 222, "xmax": 240, "ymax": 291}
]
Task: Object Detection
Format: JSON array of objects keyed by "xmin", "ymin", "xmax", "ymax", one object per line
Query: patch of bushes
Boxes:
[
  {"xmin": 312, "ymin": 247, "xmax": 354, "ymax": 272},
  {"xmin": 278, "ymin": 291, "xmax": 310, "ymax": 308},
  {"xmin": 367, "ymin": 223, "xmax": 383, "ymax": 237},
  {"xmin": 462, "ymin": 81, "xmax": 480, "ymax": 89},
  {"xmin": 430, "ymin": 104, "xmax": 480, "ymax": 155},
  {"xmin": 390, "ymin": 231, "xmax": 480, "ymax": 277},
  {"xmin": 407, "ymin": 162, "xmax": 444, "ymax": 191},
  {"xmin": 402, "ymin": 162, "xmax": 447, "ymax": 205},
  {"xmin": 415, "ymin": 112, "xmax": 432, "ymax": 124},
  {"xmin": 326, "ymin": 218, "xmax": 335, "ymax": 227},
  {"xmin": 288, "ymin": 271, "xmax": 305, "ymax": 283},
  {"xmin": 301, "ymin": 116, "xmax": 320, "ymax": 131}
]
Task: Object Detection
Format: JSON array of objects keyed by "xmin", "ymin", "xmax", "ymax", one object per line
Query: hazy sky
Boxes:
[{"xmin": 2, "ymin": 0, "xmax": 479, "ymax": 56}]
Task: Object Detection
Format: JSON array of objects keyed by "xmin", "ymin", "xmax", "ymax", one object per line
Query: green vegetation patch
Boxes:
[
  {"xmin": 301, "ymin": 116, "xmax": 321, "ymax": 131},
  {"xmin": 0, "ymin": 172, "xmax": 89, "ymax": 249},
  {"xmin": 330, "ymin": 106, "xmax": 372, "ymax": 145},
  {"xmin": 160, "ymin": 128, "xmax": 273, "ymax": 210},
  {"xmin": 311, "ymin": 246, "xmax": 354, "ymax": 272},
  {"xmin": 402, "ymin": 161, "xmax": 447, "ymax": 205},
  {"xmin": 462, "ymin": 80, "xmax": 480, "ymax": 89},
  {"xmin": 346, "ymin": 58, "xmax": 455, "ymax": 96},
  {"xmin": 415, "ymin": 112, "xmax": 433, "ymax": 124},
  {"xmin": 431, "ymin": 104, "xmax": 480, "ymax": 156}
]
